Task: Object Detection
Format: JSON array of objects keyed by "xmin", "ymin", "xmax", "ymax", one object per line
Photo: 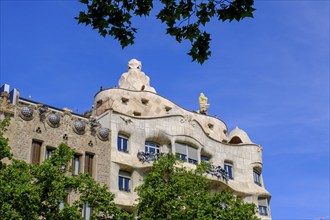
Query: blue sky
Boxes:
[{"xmin": 1, "ymin": 1, "xmax": 329, "ymax": 219}]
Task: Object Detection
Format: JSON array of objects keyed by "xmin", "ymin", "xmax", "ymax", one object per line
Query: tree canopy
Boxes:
[
  {"xmin": 76, "ymin": 0, "xmax": 255, "ymax": 64},
  {"xmin": 0, "ymin": 118, "xmax": 132, "ymax": 220},
  {"xmin": 135, "ymin": 154, "xmax": 259, "ymax": 220}
]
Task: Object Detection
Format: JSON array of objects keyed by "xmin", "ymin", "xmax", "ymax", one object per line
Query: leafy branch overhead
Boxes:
[{"xmin": 76, "ymin": 0, "xmax": 255, "ymax": 63}]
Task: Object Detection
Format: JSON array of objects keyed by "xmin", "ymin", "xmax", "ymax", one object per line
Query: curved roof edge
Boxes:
[{"xmin": 94, "ymin": 87, "xmax": 228, "ymax": 130}]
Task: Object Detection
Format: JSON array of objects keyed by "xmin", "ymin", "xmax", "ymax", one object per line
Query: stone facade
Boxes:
[{"xmin": 0, "ymin": 59, "xmax": 271, "ymax": 219}]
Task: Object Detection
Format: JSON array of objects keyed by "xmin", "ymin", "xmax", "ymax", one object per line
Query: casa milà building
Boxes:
[{"xmin": 0, "ymin": 59, "xmax": 271, "ymax": 219}]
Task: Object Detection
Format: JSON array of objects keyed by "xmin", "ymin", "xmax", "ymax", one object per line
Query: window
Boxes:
[
  {"xmin": 224, "ymin": 162, "xmax": 234, "ymax": 179},
  {"xmin": 85, "ymin": 153, "xmax": 94, "ymax": 177},
  {"xmin": 145, "ymin": 141, "xmax": 160, "ymax": 154},
  {"xmin": 258, "ymin": 197, "xmax": 268, "ymax": 216},
  {"xmin": 118, "ymin": 171, "xmax": 131, "ymax": 192},
  {"xmin": 72, "ymin": 154, "xmax": 81, "ymax": 175},
  {"xmin": 117, "ymin": 135, "xmax": 128, "ymax": 153},
  {"xmin": 82, "ymin": 201, "xmax": 91, "ymax": 220},
  {"xmin": 253, "ymin": 168, "xmax": 262, "ymax": 186},
  {"xmin": 176, "ymin": 142, "xmax": 198, "ymax": 164},
  {"xmin": 59, "ymin": 196, "xmax": 69, "ymax": 211},
  {"xmin": 59, "ymin": 200, "xmax": 65, "ymax": 211},
  {"xmin": 201, "ymin": 155, "xmax": 210, "ymax": 162},
  {"xmin": 31, "ymin": 140, "xmax": 42, "ymax": 164},
  {"xmin": 45, "ymin": 147, "xmax": 55, "ymax": 159}
]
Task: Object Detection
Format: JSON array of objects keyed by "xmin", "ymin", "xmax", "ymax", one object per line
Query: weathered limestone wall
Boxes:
[{"xmin": 4, "ymin": 99, "xmax": 111, "ymax": 186}]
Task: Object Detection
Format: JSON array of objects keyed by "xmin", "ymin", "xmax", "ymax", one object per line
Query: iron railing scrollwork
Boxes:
[
  {"xmin": 206, "ymin": 165, "xmax": 228, "ymax": 182},
  {"xmin": 137, "ymin": 152, "xmax": 164, "ymax": 163}
]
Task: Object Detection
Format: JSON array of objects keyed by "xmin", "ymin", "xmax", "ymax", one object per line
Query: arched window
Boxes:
[{"xmin": 229, "ymin": 136, "xmax": 243, "ymax": 144}]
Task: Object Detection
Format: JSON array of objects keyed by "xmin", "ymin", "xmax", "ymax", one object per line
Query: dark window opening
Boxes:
[{"xmin": 229, "ymin": 136, "xmax": 243, "ymax": 144}]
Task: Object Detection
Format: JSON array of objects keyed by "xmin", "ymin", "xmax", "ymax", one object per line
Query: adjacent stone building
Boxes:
[{"xmin": 0, "ymin": 59, "xmax": 271, "ymax": 219}]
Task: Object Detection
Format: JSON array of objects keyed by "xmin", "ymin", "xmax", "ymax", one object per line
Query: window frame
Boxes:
[
  {"xmin": 117, "ymin": 134, "xmax": 129, "ymax": 153},
  {"xmin": 258, "ymin": 205, "xmax": 268, "ymax": 216},
  {"xmin": 45, "ymin": 146, "xmax": 56, "ymax": 160},
  {"xmin": 118, "ymin": 171, "xmax": 131, "ymax": 192},
  {"xmin": 84, "ymin": 153, "xmax": 94, "ymax": 177},
  {"xmin": 82, "ymin": 201, "xmax": 92, "ymax": 220},
  {"xmin": 145, "ymin": 141, "xmax": 160, "ymax": 154},
  {"xmin": 175, "ymin": 142, "xmax": 198, "ymax": 165},
  {"xmin": 253, "ymin": 168, "xmax": 262, "ymax": 186},
  {"xmin": 72, "ymin": 154, "xmax": 81, "ymax": 175},
  {"xmin": 258, "ymin": 197, "xmax": 268, "ymax": 216},
  {"xmin": 224, "ymin": 162, "xmax": 234, "ymax": 179},
  {"xmin": 31, "ymin": 140, "xmax": 42, "ymax": 165},
  {"xmin": 200, "ymin": 155, "xmax": 210, "ymax": 162}
]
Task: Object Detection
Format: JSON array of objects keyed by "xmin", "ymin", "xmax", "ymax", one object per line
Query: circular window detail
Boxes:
[
  {"xmin": 73, "ymin": 120, "xmax": 86, "ymax": 135},
  {"xmin": 20, "ymin": 106, "xmax": 34, "ymax": 120},
  {"xmin": 47, "ymin": 113, "xmax": 61, "ymax": 127},
  {"xmin": 97, "ymin": 127, "xmax": 109, "ymax": 141}
]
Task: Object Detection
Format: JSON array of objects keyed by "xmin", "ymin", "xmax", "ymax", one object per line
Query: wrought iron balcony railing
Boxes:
[
  {"xmin": 137, "ymin": 152, "xmax": 164, "ymax": 163},
  {"xmin": 206, "ymin": 165, "xmax": 228, "ymax": 182},
  {"xmin": 137, "ymin": 152, "xmax": 229, "ymax": 182}
]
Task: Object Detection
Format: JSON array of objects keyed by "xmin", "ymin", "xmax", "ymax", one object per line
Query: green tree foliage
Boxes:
[
  {"xmin": 76, "ymin": 0, "xmax": 255, "ymax": 64},
  {"xmin": 0, "ymin": 119, "xmax": 132, "ymax": 220},
  {"xmin": 0, "ymin": 117, "xmax": 12, "ymax": 168},
  {"xmin": 135, "ymin": 154, "xmax": 259, "ymax": 220}
]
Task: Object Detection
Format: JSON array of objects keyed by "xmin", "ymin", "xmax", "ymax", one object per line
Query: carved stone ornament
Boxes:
[
  {"xmin": 180, "ymin": 115, "xmax": 196, "ymax": 127},
  {"xmin": 73, "ymin": 120, "xmax": 86, "ymax": 135},
  {"xmin": 97, "ymin": 127, "xmax": 110, "ymax": 141},
  {"xmin": 47, "ymin": 112, "xmax": 61, "ymax": 128},
  {"xmin": 19, "ymin": 105, "xmax": 34, "ymax": 120},
  {"xmin": 120, "ymin": 116, "xmax": 133, "ymax": 125},
  {"xmin": 38, "ymin": 105, "xmax": 48, "ymax": 122},
  {"xmin": 89, "ymin": 117, "xmax": 100, "ymax": 136}
]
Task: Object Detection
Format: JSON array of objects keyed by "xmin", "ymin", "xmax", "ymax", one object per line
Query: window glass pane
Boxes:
[
  {"xmin": 188, "ymin": 158, "xmax": 198, "ymax": 164},
  {"xmin": 225, "ymin": 164, "xmax": 233, "ymax": 179},
  {"xmin": 119, "ymin": 176, "xmax": 123, "ymax": 190},
  {"xmin": 74, "ymin": 156, "xmax": 80, "ymax": 175},
  {"xmin": 123, "ymin": 139, "xmax": 127, "ymax": 152},
  {"xmin": 59, "ymin": 200, "xmax": 64, "ymax": 210},
  {"xmin": 201, "ymin": 156, "xmax": 209, "ymax": 162},
  {"xmin": 258, "ymin": 205, "xmax": 268, "ymax": 215},
  {"xmin": 85, "ymin": 202, "xmax": 91, "ymax": 220},
  {"xmin": 177, "ymin": 154, "xmax": 187, "ymax": 161},
  {"xmin": 145, "ymin": 142, "xmax": 160, "ymax": 154},
  {"xmin": 254, "ymin": 170, "xmax": 261, "ymax": 185},
  {"xmin": 46, "ymin": 150, "xmax": 51, "ymax": 159},
  {"xmin": 124, "ymin": 178, "xmax": 130, "ymax": 191},
  {"xmin": 117, "ymin": 137, "xmax": 121, "ymax": 150},
  {"xmin": 149, "ymin": 147, "xmax": 155, "ymax": 154}
]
